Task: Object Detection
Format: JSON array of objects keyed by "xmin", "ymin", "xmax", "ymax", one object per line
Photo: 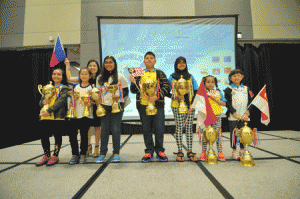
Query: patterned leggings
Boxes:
[
  {"xmin": 172, "ymin": 107, "xmax": 195, "ymax": 151},
  {"xmin": 201, "ymin": 115, "xmax": 223, "ymax": 153}
]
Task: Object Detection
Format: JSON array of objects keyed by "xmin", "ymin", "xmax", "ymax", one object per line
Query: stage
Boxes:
[{"xmin": 0, "ymin": 131, "xmax": 299, "ymax": 199}]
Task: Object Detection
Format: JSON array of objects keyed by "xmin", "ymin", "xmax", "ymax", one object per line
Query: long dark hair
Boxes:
[
  {"xmin": 51, "ymin": 67, "xmax": 68, "ymax": 86},
  {"xmin": 202, "ymin": 75, "xmax": 220, "ymax": 91},
  {"xmin": 98, "ymin": 56, "xmax": 118, "ymax": 86},
  {"xmin": 87, "ymin": 59, "xmax": 101, "ymax": 79}
]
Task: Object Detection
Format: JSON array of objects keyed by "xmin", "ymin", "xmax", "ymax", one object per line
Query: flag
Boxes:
[
  {"xmin": 128, "ymin": 67, "xmax": 145, "ymax": 77},
  {"xmin": 192, "ymin": 80, "xmax": 218, "ymax": 129},
  {"xmin": 251, "ymin": 85, "xmax": 270, "ymax": 125},
  {"xmin": 50, "ymin": 35, "xmax": 67, "ymax": 67}
]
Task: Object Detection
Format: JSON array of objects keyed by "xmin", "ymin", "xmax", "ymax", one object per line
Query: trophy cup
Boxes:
[
  {"xmin": 238, "ymin": 122, "xmax": 255, "ymax": 167},
  {"xmin": 143, "ymin": 78, "xmax": 157, "ymax": 115},
  {"xmin": 91, "ymin": 84, "xmax": 106, "ymax": 117},
  {"xmin": 203, "ymin": 125, "xmax": 218, "ymax": 164},
  {"xmin": 38, "ymin": 81, "xmax": 56, "ymax": 119},
  {"xmin": 81, "ymin": 92, "xmax": 91, "ymax": 117},
  {"xmin": 175, "ymin": 75, "xmax": 189, "ymax": 114},
  {"xmin": 107, "ymin": 84, "xmax": 121, "ymax": 113},
  {"xmin": 66, "ymin": 89, "xmax": 77, "ymax": 119}
]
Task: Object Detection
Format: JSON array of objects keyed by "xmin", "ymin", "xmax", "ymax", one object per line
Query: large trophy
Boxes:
[
  {"xmin": 38, "ymin": 81, "xmax": 56, "ymax": 119},
  {"xmin": 107, "ymin": 84, "xmax": 121, "ymax": 113},
  {"xmin": 91, "ymin": 84, "xmax": 106, "ymax": 117},
  {"xmin": 175, "ymin": 75, "xmax": 189, "ymax": 114},
  {"xmin": 203, "ymin": 125, "xmax": 218, "ymax": 164},
  {"xmin": 66, "ymin": 88, "xmax": 77, "ymax": 118},
  {"xmin": 143, "ymin": 78, "xmax": 157, "ymax": 115},
  {"xmin": 238, "ymin": 122, "xmax": 255, "ymax": 167},
  {"xmin": 81, "ymin": 92, "xmax": 91, "ymax": 117}
]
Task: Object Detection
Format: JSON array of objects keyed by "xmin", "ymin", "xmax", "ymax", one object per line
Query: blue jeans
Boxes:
[
  {"xmin": 137, "ymin": 103, "xmax": 165, "ymax": 155},
  {"xmin": 100, "ymin": 103, "xmax": 124, "ymax": 155}
]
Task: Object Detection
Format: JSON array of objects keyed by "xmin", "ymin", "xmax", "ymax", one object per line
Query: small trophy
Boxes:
[
  {"xmin": 143, "ymin": 78, "xmax": 157, "ymax": 115},
  {"xmin": 203, "ymin": 125, "xmax": 218, "ymax": 164},
  {"xmin": 66, "ymin": 88, "xmax": 77, "ymax": 119},
  {"xmin": 81, "ymin": 92, "xmax": 91, "ymax": 117},
  {"xmin": 38, "ymin": 81, "xmax": 56, "ymax": 119},
  {"xmin": 175, "ymin": 75, "xmax": 189, "ymax": 114},
  {"xmin": 91, "ymin": 84, "xmax": 106, "ymax": 117},
  {"xmin": 239, "ymin": 122, "xmax": 255, "ymax": 167},
  {"xmin": 107, "ymin": 84, "xmax": 121, "ymax": 113}
]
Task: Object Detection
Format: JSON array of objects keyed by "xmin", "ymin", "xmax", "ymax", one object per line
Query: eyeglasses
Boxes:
[{"xmin": 104, "ymin": 61, "xmax": 114, "ymax": 65}]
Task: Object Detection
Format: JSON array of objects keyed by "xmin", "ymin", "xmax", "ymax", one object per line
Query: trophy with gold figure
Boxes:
[
  {"xmin": 107, "ymin": 84, "xmax": 121, "ymax": 113},
  {"xmin": 91, "ymin": 84, "xmax": 106, "ymax": 117},
  {"xmin": 66, "ymin": 88, "xmax": 77, "ymax": 118},
  {"xmin": 175, "ymin": 75, "xmax": 189, "ymax": 114},
  {"xmin": 238, "ymin": 122, "xmax": 255, "ymax": 167},
  {"xmin": 38, "ymin": 81, "xmax": 56, "ymax": 119},
  {"xmin": 142, "ymin": 78, "xmax": 157, "ymax": 115},
  {"xmin": 81, "ymin": 92, "xmax": 91, "ymax": 118},
  {"xmin": 203, "ymin": 125, "xmax": 218, "ymax": 164}
]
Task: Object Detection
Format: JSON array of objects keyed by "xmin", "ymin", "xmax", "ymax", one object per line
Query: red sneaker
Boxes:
[
  {"xmin": 199, "ymin": 152, "xmax": 206, "ymax": 161},
  {"xmin": 36, "ymin": 156, "xmax": 50, "ymax": 166},
  {"xmin": 218, "ymin": 152, "xmax": 226, "ymax": 161},
  {"xmin": 46, "ymin": 156, "xmax": 59, "ymax": 166}
]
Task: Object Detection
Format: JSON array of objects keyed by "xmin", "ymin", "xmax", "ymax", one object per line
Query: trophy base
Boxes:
[
  {"xmin": 146, "ymin": 103, "xmax": 157, "ymax": 115},
  {"xmin": 178, "ymin": 102, "xmax": 188, "ymax": 114},
  {"xmin": 240, "ymin": 152, "xmax": 255, "ymax": 167},
  {"xmin": 96, "ymin": 107, "xmax": 106, "ymax": 117},
  {"xmin": 205, "ymin": 150, "xmax": 218, "ymax": 164},
  {"xmin": 66, "ymin": 107, "xmax": 77, "ymax": 119},
  {"xmin": 111, "ymin": 102, "xmax": 121, "ymax": 113}
]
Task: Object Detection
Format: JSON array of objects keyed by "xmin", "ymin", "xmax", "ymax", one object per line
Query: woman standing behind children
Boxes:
[
  {"xmin": 193, "ymin": 75, "xmax": 227, "ymax": 162},
  {"xmin": 168, "ymin": 56, "xmax": 198, "ymax": 162},
  {"xmin": 68, "ymin": 68, "xmax": 93, "ymax": 164},
  {"xmin": 37, "ymin": 68, "xmax": 68, "ymax": 166},
  {"xmin": 224, "ymin": 69, "xmax": 252, "ymax": 160},
  {"xmin": 65, "ymin": 59, "xmax": 102, "ymax": 158},
  {"xmin": 95, "ymin": 56, "xmax": 129, "ymax": 163}
]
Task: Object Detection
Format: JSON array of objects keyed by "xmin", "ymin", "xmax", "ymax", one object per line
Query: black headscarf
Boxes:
[{"xmin": 171, "ymin": 56, "xmax": 191, "ymax": 80}]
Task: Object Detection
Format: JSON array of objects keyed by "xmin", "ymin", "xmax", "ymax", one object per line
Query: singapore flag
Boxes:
[{"xmin": 251, "ymin": 85, "xmax": 270, "ymax": 125}]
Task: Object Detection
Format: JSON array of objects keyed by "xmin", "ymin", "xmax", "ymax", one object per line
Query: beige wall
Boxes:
[
  {"xmin": 23, "ymin": 0, "xmax": 81, "ymax": 46},
  {"xmin": 143, "ymin": 0, "xmax": 195, "ymax": 16},
  {"xmin": 251, "ymin": 0, "xmax": 300, "ymax": 40}
]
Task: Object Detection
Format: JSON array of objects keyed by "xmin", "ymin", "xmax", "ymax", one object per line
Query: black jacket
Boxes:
[{"xmin": 130, "ymin": 69, "xmax": 170, "ymax": 107}]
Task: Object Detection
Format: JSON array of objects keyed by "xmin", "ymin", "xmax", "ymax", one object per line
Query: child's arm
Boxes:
[
  {"xmin": 224, "ymin": 88, "xmax": 240, "ymax": 119},
  {"xmin": 47, "ymin": 86, "xmax": 68, "ymax": 114},
  {"xmin": 129, "ymin": 76, "xmax": 140, "ymax": 94},
  {"xmin": 209, "ymin": 90, "xmax": 226, "ymax": 106}
]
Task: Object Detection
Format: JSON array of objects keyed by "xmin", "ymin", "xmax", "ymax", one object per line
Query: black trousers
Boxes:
[
  {"xmin": 68, "ymin": 118, "xmax": 92, "ymax": 155},
  {"xmin": 229, "ymin": 120, "xmax": 251, "ymax": 150}
]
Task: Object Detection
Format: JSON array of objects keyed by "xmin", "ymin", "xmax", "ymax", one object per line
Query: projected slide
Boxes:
[{"xmin": 99, "ymin": 17, "xmax": 236, "ymax": 118}]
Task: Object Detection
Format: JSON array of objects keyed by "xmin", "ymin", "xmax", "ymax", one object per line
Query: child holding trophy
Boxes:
[
  {"xmin": 37, "ymin": 68, "xmax": 68, "ymax": 166},
  {"xmin": 68, "ymin": 68, "xmax": 93, "ymax": 164},
  {"xmin": 95, "ymin": 56, "xmax": 129, "ymax": 163},
  {"xmin": 65, "ymin": 59, "xmax": 102, "ymax": 158},
  {"xmin": 167, "ymin": 56, "xmax": 199, "ymax": 162},
  {"xmin": 193, "ymin": 75, "xmax": 227, "ymax": 162},
  {"xmin": 224, "ymin": 69, "xmax": 252, "ymax": 160}
]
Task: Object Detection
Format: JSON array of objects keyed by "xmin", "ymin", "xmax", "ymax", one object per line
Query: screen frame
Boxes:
[{"xmin": 96, "ymin": 15, "xmax": 238, "ymax": 122}]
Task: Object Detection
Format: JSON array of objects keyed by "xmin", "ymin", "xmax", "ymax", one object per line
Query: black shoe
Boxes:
[
  {"xmin": 142, "ymin": 153, "xmax": 154, "ymax": 163},
  {"xmin": 157, "ymin": 151, "xmax": 168, "ymax": 162}
]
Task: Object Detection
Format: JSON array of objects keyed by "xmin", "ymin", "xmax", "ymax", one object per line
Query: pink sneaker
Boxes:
[
  {"xmin": 36, "ymin": 156, "xmax": 50, "ymax": 166},
  {"xmin": 46, "ymin": 156, "xmax": 59, "ymax": 166},
  {"xmin": 199, "ymin": 152, "xmax": 206, "ymax": 161}
]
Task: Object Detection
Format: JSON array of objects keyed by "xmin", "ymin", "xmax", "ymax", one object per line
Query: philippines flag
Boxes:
[
  {"xmin": 251, "ymin": 85, "xmax": 270, "ymax": 125},
  {"xmin": 50, "ymin": 35, "xmax": 67, "ymax": 67},
  {"xmin": 192, "ymin": 80, "xmax": 218, "ymax": 129}
]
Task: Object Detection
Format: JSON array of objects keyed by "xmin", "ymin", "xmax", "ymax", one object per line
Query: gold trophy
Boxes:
[
  {"xmin": 91, "ymin": 84, "xmax": 106, "ymax": 117},
  {"xmin": 203, "ymin": 125, "xmax": 218, "ymax": 164},
  {"xmin": 66, "ymin": 89, "xmax": 77, "ymax": 118},
  {"xmin": 143, "ymin": 78, "xmax": 157, "ymax": 115},
  {"xmin": 175, "ymin": 75, "xmax": 189, "ymax": 114},
  {"xmin": 38, "ymin": 81, "xmax": 56, "ymax": 119},
  {"xmin": 107, "ymin": 84, "xmax": 121, "ymax": 113},
  {"xmin": 81, "ymin": 92, "xmax": 91, "ymax": 117},
  {"xmin": 239, "ymin": 122, "xmax": 255, "ymax": 167}
]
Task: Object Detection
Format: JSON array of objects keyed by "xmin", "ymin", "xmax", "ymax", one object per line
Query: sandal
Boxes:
[
  {"xmin": 93, "ymin": 145, "xmax": 99, "ymax": 158},
  {"xmin": 174, "ymin": 151, "xmax": 185, "ymax": 162},
  {"xmin": 187, "ymin": 151, "xmax": 198, "ymax": 162}
]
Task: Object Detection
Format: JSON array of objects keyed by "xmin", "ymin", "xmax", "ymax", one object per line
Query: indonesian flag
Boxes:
[
  {"xmin": 251, "ymin": 85, "xmax": 270, "ymax": 125},
  {"xmin": 192, "ymin": 80, "xmax": 218, "ymax": 129},
  {"xmin": 50, "ymin": 35, "xmax": 67, "ymax": 67}
]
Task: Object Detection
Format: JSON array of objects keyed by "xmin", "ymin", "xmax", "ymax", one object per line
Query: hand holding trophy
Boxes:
[
  {"xmin": 66, "ymin": 88, "xmax": 77, "ymax": 118},
  {"xmin": 107, "ymin": 84, "xmax": 121, "ymax": 113},
  {"xmin": 38, "ymin": 81, "xmax": 56, "ymax": 119},
  {"xmin": 91, "ymin": 84, "xmax": 106, "ymax": 117},
  {"xmin": 175, "ymin": 75, "xmax": 189, "ymax": 114},
  {"xmin": 143, "ymin": 78, "xmax": 157, "ymax": 115}
]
